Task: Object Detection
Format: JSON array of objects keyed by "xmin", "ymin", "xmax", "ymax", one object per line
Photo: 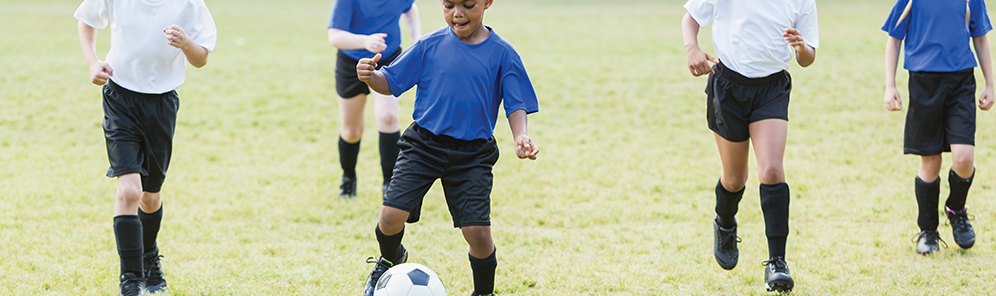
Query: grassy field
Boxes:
[{"xmin": 3, "ymin": 0, "xmax": 996, "ymax": 294}]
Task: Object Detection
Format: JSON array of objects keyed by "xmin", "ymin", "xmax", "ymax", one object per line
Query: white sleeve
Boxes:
[
  {"xmin": 73, "ymin": 0, "xmax": 109, "ymax": 29},
  {"xmin": 683, "ymin": 0, "xmax": 716, "ymax": 27},
  {"xmin": 795, "ymin": 0, "xmax": 819, "ymax": 49},
  {"xmin": 188, "ymin": 1, "xmax": 218, "ymax": 52}
]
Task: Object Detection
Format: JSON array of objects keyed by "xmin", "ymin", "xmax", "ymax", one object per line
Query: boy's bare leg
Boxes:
[
  {"xmin": 713, "ymin": 133, "xmax": 749, "ymax": 229},
  {"xmin": 337, "ymin": 94, "xmax": 367, "ymax": 198},
  {"xmin": 372, "ymin": 91, "xmax": 401, "ymax": 189},
  {"xmin": 918, "ymin": 155, "xmax": 943, "ymax": 182},
  {"xmin": 463, "ymin": 225, "xmax": 496, "ymax": 295},
  {"xmin": 749, "ymin": 119, "xmax": 787, "ymax": 185},
  {"xmin": 946, "ymin": 144, "xmax": 976, "ymax": 249},
  {"xmin": 365, "ymin": 206, "xmax": 411, "ymax": 295},
  {"xmin": 113, "ymin": 173, "xmax": 146, "ymax": 288},
  {"xmin": 949, "ymin": 144, "xmax": 974, "ymax": 178}
]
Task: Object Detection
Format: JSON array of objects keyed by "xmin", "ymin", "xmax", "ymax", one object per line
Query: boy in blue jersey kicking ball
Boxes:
[
  {"xmin": 882, "ymin": 0, "xmax": 994, "ymax": 255},
  {"xmin": 356, "ymin": 0, "xmax": 540, "ymax": 295}
]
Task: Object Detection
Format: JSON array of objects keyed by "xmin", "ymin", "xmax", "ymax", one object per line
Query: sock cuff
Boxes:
[
  {"xmin": 339, "ymin": 136, "xmax": 361, "ymax": 145},
  {"xmin": 113, "ymin": 215, "xmax": 140, "ymax": 221},
  {"xmin": 759, "ymin": 182, "xmax": 789, "ymax": 191},
  {"xmin": 949, "ymin": 169, "xmax": 975, "ymax": 183},
  {"xmin": 715, "ymin": 179, "xmax": 745, "ymax": 196},
  {"xmin": 139, "ymin": 204, "xmax": 163, "ymax": 217},
  {"xmin": 379, "ymin": 131, "xmax": 401, "ymax": 137},
  {"xmin": 469, "ymin": 247, "xmax": 497, "ymax": 265},
  {"xmin": 915, "ymin": 176, "xmax": 940, "ymax": 187},
  {"xmin": 375, "ymin": 225, "xmax": 404, "ymax": 239}
]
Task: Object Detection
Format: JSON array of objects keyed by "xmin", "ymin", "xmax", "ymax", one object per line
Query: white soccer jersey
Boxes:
[
  {"xmin": 684, "ymin": 0, "xmax": 819, "ymax": 78},
  {"xmin": 75, "ymin": 0, "xmax": 217, "ymax": 94}
]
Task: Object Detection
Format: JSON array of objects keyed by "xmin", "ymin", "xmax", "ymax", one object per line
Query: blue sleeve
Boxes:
[
  {"xmin": 970, "ymin": 0, "xmax": 993, "ymax": 37},
  {"xmin": 403, "ymin": 0, "xmax": 415, "ymax": 13},
  {"xmin": 327, "ymin": 0, "xmax": 352, "ymax": 30},
  {"xmin": 500, "ymin": 51, "xmax": 539, "ymax": 116},
  {"xmin": 381, "ymin": 39, "xmax": 424, "ymax": 97},
  {"xmin": 881, "ymin": 0, "xmax": 910, "ymax": 40}
]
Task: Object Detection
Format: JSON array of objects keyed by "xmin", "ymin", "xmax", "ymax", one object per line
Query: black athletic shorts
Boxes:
[
  {"xmin": 904, "ymin": 69, "xmax": 977, "ymax": 155},
  {"xmin": 102, "ymin": 80, "xmax": 178, "ymax": 193},
  {"xmin": 706, "ymin": 62, "xmax": 792, "ymax": 142},
  {"xmin": 383, "ymin": 123, "xmax": 499, "ymax": 228},
  {"xmin": 334, "ymin": 49, "xmax": 401, "ymax": 99}
]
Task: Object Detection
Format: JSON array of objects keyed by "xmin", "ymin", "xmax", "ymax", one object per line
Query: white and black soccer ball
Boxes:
[{"xmin": 373, "ymin": 263, "xmax": 447, "ymax": 296}]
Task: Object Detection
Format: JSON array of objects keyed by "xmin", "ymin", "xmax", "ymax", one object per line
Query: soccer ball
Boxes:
[{"xmin": 374, "ymin": 263, "xmax": 448, "ymax": 296}]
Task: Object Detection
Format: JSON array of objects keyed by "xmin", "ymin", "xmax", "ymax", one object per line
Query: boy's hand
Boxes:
[
  {"xmin": 357, "ymin": 53, "xmax": 382, "ymax": 82},
  {"xmin": 783, "ymin": 28, "xmax": 807, "ymax": 52},
  {"xmin": 980, "ymin": 86, "xmax": 995, "ymax": 110},
  {"xmin": 365, "ymin": 33, "xmax": 388, "ymax": 53},
  {"xmin": 87, "ymin": 60, "xmax": 113, "ymax": 86},
  {"xmin": 884, "ymin": 86, "xmax": 903, "ymax": 111},
  {"xmin": 514, "ymin": 134, "xmax": 539, "ymax": 160},
  {"xmin": 686, "ymin": 48, "xmax": 718, "ymax": 77},
  {"xmin": 164, "ymin": 25, "xmax": 192, "ymax": 49}
]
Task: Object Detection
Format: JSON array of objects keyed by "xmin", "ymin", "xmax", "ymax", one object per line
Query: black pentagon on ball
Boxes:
[{"xmin": 407, "ymin": 268, "xmax": 431, "ymax": 286}]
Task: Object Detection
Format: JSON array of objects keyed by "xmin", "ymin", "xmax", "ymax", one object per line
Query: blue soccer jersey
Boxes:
[
  {"xmin": 882, "ymin": 0, "xmax": 993, "ymax": 72},
  {"xmin": 327, "ymin": 0, "xmax": 414, "ymax": 60},
  {"xmin": 381, "ymin": 26, "xmax": 540, "ymax": 141}
]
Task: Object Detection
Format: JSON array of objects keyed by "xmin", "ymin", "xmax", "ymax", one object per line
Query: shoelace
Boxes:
[
  {"xmin": 718, "ymin": 231, "xmax": 741, "ymax": 249},
  {"xmin": 119, "ymin": 275, "xmax": 145, "ymax": 295},
  {"xmin": 146, "ymin": 255, "xmax": 165, "ymax": 281},
  {"xmin": 910, "ymin": 231, "xmax": 948, "ymax": 248},
  {"xmin": 761, "ymin": 258, "xmax": 789, "ymax": 273}
]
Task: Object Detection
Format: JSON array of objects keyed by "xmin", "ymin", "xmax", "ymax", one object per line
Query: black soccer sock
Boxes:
[
  {"xmin": 339, "ymin": 136, "xmax": 361, "ymax": 178},
  {"xmin": 139, "ymin": 204, "xmax": 163, "ymax": 254},
  {"xmin": 945, "ymin": 169, "xmax": 974, "ymax": 211},
  {"xmin": 760, "ymin": 183, "xmax": 790, "ymax": 259},
  {"xmin": 915, "ymin": 176, "xmax": 940, "ymax": 231},
  {"xmin": 113, "ymin": 215, "xmax": 144, "ymax": 277},
  {"xmin": 375, "ymin": 225, "xmax": 405, "ymax": 263},
  {"xmin": 379, "ymin": 132, "xmax": 401, "ymax": 185},
  {"xmin": 469, "ymin": 248, "xmax": 497, "ymax": 295},
  {"xmin": 715, "ymin": 178, "xmax": 745, "ymax": 228}
]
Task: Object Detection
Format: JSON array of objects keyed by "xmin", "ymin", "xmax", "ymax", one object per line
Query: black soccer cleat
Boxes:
[
  {"xmin": 143, "ymin": 249, "xmax": 167, "ymax": 294},
  {"xmin": 119, "ymin": 272, "xmax": 147, "ymax": 296},
  {"xmin": 363, "ymin": 249, "xmax": 408, "ymax": 296},
  {"xmin": 762, "ymin": 257, "xmax": 793, "ymax": 292},
  {"xmin": 471, "ymin": 293, "xmax": 498, "ymax": 296},
  {"xmin": 713, "ymin": 215, "xmax": 740, "ymax": 270},
  {"xmin": 339, "ymin": 176, "xmax": 357, "ymax": 199},
  {"xmin": 914, "ymin": 230, "xmax": 945, "ymax": 255},
  {"xmin": 946, "ymin": 206, "xmax": 976, "ymax": 249}
]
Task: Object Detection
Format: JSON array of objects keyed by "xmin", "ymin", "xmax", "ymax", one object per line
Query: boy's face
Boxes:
[{"xmin": 442, "ymin": 0, "xmax": 492, "ymax": 42}]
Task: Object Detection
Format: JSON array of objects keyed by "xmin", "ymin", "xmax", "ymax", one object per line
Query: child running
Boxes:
[
  {"xmin": 327, "ymin": 0, "xmax": 421, "ymax": 199},
  {"xmin": 356, "ymin": 0, "xmax": 540, "ymax": 295},
  {"xmin": 75, "ymin": 0, "xmax": 216, "ymax": 294},
  {"xmin": 882, "ymin": 0, "xmax": 993, "ymax": 255},
  {"xmin": 682, "ymin": 0, "xmax": 819, "ymax": 292}
]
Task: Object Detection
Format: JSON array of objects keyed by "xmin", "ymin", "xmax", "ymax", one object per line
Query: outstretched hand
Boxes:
[
  {"xmin": 515, "ymin": 134, "xmax": 539, "ymax": 160},
  {"xmin": 365, "ymin": 33, "xmax": 388, "ymax": 53},
  {"xmin": 686, "ymin": 48, "xmax": 718, "ymax": 77},
  {"xmin": 980, "ymin": 86, "xmax": 995, "ymax": 110},
  {"xmin": 357, "ymin": 53, "xmax": 381, "ymax": 82},
  {"xmin": 783, "ymin": 28, "xmax": 807, "ymax": 52},
  {"xmin": 88, "ymin": 61, "xmax": 113, "ymax": 86},
  {"xmin": 884, "ymin": 87, "xmax": 903, "ymax": 111}
]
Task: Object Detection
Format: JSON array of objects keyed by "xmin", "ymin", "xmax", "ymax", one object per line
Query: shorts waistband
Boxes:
[
  {"xmin": 410, "ymin": 123, "xmax": 489, "ymax": 145},
  {"xmin": 714, "ymin": 62, "xmax": 787, "ymax": 86},
  {"xmin": 106, "ymin": 80, "xmax": 174, "ymax": 97},
  {"xmin": 909, "ymin": 68, "xmax": 975, "ymax": 75}
]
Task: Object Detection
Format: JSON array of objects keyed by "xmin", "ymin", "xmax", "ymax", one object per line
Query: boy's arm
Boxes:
[
  {"xmin": 401, "ymin": 4, "xmax": 421, "ymax": 41},
  {"xmin": 884, "ymin": 36, "xmax": 903, "ymax": 111},
  {"xmin": 357, "ymin": 53, "xmax": 391, "ymax": 95},
  {"xmin": 974, "ymin": 35, "xmax": 995, "ymax": 110},
  {"xmin": 508, "ymin": 109, "xmax": 538, "ymax": 160},
  {"xmin": 78, "ymin": 20, "xmax": 112, "ymax": 85},
  {"xmin": 681, "ymin": 12, "xmax": 718, "ymax": 77},
  {"xmin": 164, "ymin": 25, "xmax": 209, "ymax": 68},
  {"xmin": 783, "ymin": 28, "xmax": 816, "ymax": 67},
  {"xmin": 328, "ymin": 29, "xmax": 388, "ymax": 53}
]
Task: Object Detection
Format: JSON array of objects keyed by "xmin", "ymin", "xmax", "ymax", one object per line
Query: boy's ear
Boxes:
[{"xmin": 484, "ymin": 0, "xmax": 493, "ymax": 10}]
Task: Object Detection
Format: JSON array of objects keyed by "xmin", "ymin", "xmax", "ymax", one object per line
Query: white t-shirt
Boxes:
[
  {"xmin": 684, "ymin": 0, "xmax": 819, "ymax": 78},
  {"xmin": 75, "ymin": 0, "xmax": 217, "ymax": 94}
]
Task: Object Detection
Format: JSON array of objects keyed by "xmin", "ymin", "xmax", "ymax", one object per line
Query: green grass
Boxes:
[{"xmin": 3, "ymin": 0, "xmax": 996, "ymax": 294}]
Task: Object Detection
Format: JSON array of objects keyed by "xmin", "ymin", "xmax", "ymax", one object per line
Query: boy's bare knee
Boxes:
[
  {"xmin": 378, "ymin": 206, "xmax": 409, "ymax": 234},
  {"xmin": 116, "ymin": 186, "xmax": 143, "ymax": 204},
  {"xmin": 341, "ymin": 126, "xmax": 364, "ymax": 143},
  {"xmin": 757, "ymin": 165, "xmax": 785, "ymax": 184},
  {"xmin": 952, "ymin": 154, "xmax": 974, "ymax": 170},
  {"xmin": 376, "ymin": 113, "xmax": 398, "ymax": 129},
  {"xmin": 722, "ymin": 175, "xmax": 748, "ymax": 191}
]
